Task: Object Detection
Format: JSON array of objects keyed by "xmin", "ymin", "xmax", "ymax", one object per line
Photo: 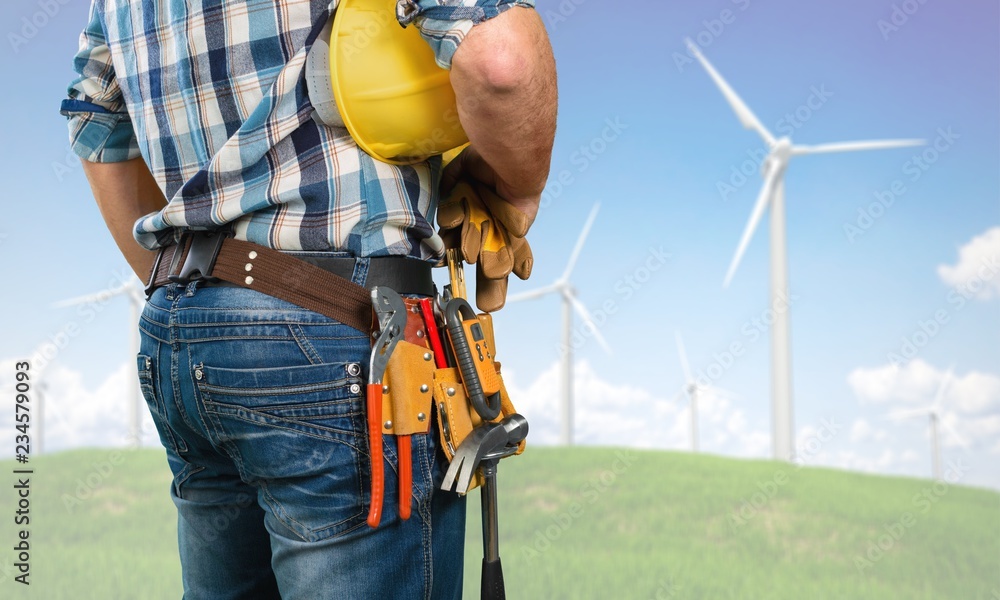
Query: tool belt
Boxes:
[
  {"xmin": 146, "ymin": 231, "xmax": 525, "ymax": 527},
  {"xmin": 145, "ymin": 229, "xmax": 432, "ymax": 332}
]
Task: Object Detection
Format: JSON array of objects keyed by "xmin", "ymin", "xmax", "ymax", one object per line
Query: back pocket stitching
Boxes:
[{"xmin": 201, "ymin": 397, "xmax": 365, "ymax": 453}]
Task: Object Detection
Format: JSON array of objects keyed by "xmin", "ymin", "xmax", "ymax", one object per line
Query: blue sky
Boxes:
[{"xmin": 1, "ymin": 1, "xmax": 998, "ymax": 487}]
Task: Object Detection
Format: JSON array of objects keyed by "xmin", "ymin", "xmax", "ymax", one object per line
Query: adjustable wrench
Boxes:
[{"xmin": 367, "ymin": 287, "xmax": 408, "ymax": 527}]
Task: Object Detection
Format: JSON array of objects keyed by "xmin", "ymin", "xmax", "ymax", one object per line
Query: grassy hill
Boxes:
[{"xmin": 0, "ymin": 448, "xmax": 996, "ymax": 599}]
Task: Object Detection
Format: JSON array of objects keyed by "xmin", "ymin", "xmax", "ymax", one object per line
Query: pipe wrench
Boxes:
[{"xmin": 367, "ymin": 287, "xmax": 408, "ymax": 527}]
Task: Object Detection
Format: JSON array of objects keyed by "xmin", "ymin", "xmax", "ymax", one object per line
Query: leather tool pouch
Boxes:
[
  {"xmin": 432, "ymin": 314, "xmax": 526, "ymax": 491},
  {"xmin": 380, "ymin": 340, "xmax": 436, "ymax": 436},
  {"xmin": 382, "ymin": 299, "xmax": 525, "ymax": 492}
]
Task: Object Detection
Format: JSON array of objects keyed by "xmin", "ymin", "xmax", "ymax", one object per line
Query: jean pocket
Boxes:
[
  {"xmin": 196, "ymin": 361, "xmax": 369, "ymax": 541},
  {"xmin": 137, "ymin": 354, "xmax": 188, "ymax": 454}
]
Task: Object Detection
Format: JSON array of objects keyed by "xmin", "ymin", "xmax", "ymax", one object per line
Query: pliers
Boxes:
[{"xmin": 367, "ymin": 287, "xmax": 409, "ymax": 527}]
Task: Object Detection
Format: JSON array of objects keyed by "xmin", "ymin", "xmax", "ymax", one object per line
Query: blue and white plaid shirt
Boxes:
[{"xmin": 62, "ymin": 0, "xmax": 533, "ymax": 258}]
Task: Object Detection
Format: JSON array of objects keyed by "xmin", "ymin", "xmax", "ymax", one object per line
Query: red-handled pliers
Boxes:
[{"xmin": 367, "ymin": 287, "xmax": 408, "ymax": 528}]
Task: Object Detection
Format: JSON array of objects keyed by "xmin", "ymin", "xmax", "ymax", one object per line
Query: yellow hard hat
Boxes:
[{"xmin": 329, "ymin": 0, "xmax": 469, "ymax": 165}]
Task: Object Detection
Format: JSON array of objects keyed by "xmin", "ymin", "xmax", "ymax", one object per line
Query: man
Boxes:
[{"xmin": 61, "ymin": 0, "xmax": 556, "ymax": 597}]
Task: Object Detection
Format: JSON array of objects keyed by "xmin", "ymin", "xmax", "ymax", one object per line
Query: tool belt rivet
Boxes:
[
  {"xmin": 248, "ymin": 251, "xmax": 257, "ymax": 259},
  {"xmin": 417, "ymin": 412, "xmax": 426, "ymax": 422},
  {"xmin": 383, "ymin": 420, "xmax": 393, "ymax": 430},
  {"xmin": 382, "ymin": 384, "xmax": 390, "ymax": 394},
  {"xmin": 447, "ymin": 387, "xmax": 456, "ymax": 397},
  {"xmin": 245, "ymin": 276, "xmax": 254, "ymax": 285},
  {"xmin": 420, "ymin": 384, "xmax": 429, "ymax": 393},
  {"xmin": 245, "ymin": 263, "xmax": 253, "ymax": 272},
  {"xmin": 416, "ymin": 330, "xmax": 424, "ymax": 338},
  {"xmin": 423, "ymin": 352, "xmax": 432, "ymax": 362}
]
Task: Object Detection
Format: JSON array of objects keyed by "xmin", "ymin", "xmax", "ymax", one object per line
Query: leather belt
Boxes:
[{"xmin": 145, "ymin": 231, "xmax": 435, "ymax": 333}]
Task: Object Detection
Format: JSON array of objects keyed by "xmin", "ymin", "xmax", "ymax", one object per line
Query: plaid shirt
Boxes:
[{"xmin": 61, "ymin": 0, "xmax": 533, "ymax": 258}]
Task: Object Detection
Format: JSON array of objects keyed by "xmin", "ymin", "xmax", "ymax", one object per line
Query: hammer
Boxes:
[{"xmin": 442, "ymin": 414, "xmax": 529, "ymax": 600}]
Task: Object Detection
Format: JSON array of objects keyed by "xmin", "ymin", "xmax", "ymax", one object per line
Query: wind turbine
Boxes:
[
  {"xmin": 687, "ymin": 39, "xmax": 925, "ymax": 462},
  {"xmin": 673, "ymin": 331, "xmax": 738, "ymax": 453},
  {"xmin": 52, "ymin": 278, "xmax": 146, "ymax": 448},
  {"xmin": 508, "ymin": 204, "xmax": 610, "ymax": 446},
  {"xmin": 887, "ymin": 367, "xmax": 968, "ymax": 480}
]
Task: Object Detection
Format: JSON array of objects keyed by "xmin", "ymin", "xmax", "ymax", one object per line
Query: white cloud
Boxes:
[
  {"xmin": 849, "ymin": 418, "xmax": 882, "ymax": 443},
  {"xmin": 848, "ymin": 359, "xmax": 1000, "ymax": 457},
  {"xmin": 848, "ymin": 359, "xmax": 1000, "ymax": 416},
  {"xmin": 937, "ymin": 226, "xmax": 1000, "ymax": 300},
  {"xmin": 503, "ymin": 360, "xmax": 769, "ymax": 457},
  {"xmin": 1, "ymin": 358, "xmax": 159, "ymax": 453}
]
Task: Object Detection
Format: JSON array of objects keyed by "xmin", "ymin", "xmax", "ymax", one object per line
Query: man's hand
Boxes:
[
  {"xmin": 438, "ymin": 179, "xmax": 533, "ymax": 311},
  {"xmin": 441, "ymin": 146, "xmax": 539, "ymax": 225},
  {"xmin": 81, "ymin": 157, "xmax": 168, "ymax": 280}
]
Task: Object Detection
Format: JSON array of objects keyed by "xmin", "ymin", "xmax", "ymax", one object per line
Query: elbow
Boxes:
[
  {"xmin": 451, "ymin": 8, "xmax": 554, "ymax": 96},
  {"xmin": 475, "ymin": 46, "xmax": 534, "ymax": 94},
  {"xmin": 455, "ymin": 43, "xmax": 534, "ymax": 96}
]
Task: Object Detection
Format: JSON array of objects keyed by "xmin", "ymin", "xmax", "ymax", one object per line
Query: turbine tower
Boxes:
[
  {"xmin": 509, "ymin": 204, "xmax": 610, "ymax": 446},
  {"xmin": 674, "ymin": 332, "xmax": 701, "ymax": 453},
  {"xmin": 688, "ymin": 40, "xmax": 925, "ymax": 461},
  {"xmin": 52, "ymin": 278, "xmax": 146, "ymax": 448},
  {"xmin": 674, "ymin": 331, "xmax": 738, "ymax": 453},
  {"xmin": 888, "ymin": 367, "xmax": 968, "ymax": 480}
]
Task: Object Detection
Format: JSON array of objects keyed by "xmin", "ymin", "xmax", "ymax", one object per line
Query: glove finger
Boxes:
[
  {"xmin": 480, "ymin": 246, "xmax": 514, "ymax": 281},
  {"xmin": 476, "ymin": 268, "xmax": 509, "ymax": 313},
  {"xmin": 478, "ymin": 218, "xmax": 514, "ymax": 279},
  {"xmin": 459, "ymin": 216, "xmax": 484, "ymax": 264},
  {"xmin": 477, "ymin": 184, "xmax": 534, "ymax": 238},
  {"xmin": 509, "ymin": 235, "xmax": 533, "ymax": 280},
  {"xmin": 437, "ymin": 181, "xmax": 476, "ymax": 230}
]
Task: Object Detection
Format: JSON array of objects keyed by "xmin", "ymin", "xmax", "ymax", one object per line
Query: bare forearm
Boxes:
[
  {"xmin": 81, "ymin": 157, "xmax": 168, "ymax": 280},
  {"xmin": 450, "ymin": 7, "xmax": 557, "ymax": 199}
]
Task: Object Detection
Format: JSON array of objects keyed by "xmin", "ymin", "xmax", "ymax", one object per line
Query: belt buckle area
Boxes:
[{"xmin": 167, "ymin": 230, "xmax": 229, "ymax": 286}]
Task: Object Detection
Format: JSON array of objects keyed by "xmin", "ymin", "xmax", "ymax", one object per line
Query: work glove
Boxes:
[{"xmin": 437, "ymin": 180, "xmax": 534, "ymax": 312}]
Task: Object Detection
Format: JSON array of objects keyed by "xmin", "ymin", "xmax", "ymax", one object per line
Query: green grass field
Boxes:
[{"xmin": 0, "ymin": 448, "xmax": 997, "ymax": 599}]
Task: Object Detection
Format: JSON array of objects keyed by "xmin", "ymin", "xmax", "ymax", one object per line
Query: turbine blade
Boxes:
[
  {"xmin": 562, "ymin": 204, "xmax": 601, "ymax": 281},
  {"xmin": 931, "ymin": 365, "xmax": 955, "ymax": 412},
  {"xmin": 723, "ymin": 161, "xmax": 781, "ymax": 287},
  {"xmin": 51, "ymin": 286, "xmax": 127, "ymax": 308},
  {"xmin": 567, "ymin": 293, "xmax": 612, "ymax": 355},
  {"xmin": 938, "ymin": 414, "xmax": 971, "ymax": 450},
  {"xmin": 685, "ymin": 39, "xmax": 776, "ymax": 147},
  {"xmin": 791, "ymin": 139, "xmax": 924, "ymax": 156},
  {"xmin": 507, "ymin": 284, "xmax": 559, "ymax": 303},
  {"xmin": 674, "ymin": 331, "xmax": 694, "ymax": 382}
]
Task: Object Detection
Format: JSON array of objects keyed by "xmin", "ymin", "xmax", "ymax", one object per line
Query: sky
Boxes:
[{"xmin": 0, "ymin": 0, "xmax": 998, "ymax": 489}]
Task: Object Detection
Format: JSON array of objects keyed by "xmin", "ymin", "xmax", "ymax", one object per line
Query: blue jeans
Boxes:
[{"xmin": 137, "ymin": 269, "xmax": 466, "ymax": 599}]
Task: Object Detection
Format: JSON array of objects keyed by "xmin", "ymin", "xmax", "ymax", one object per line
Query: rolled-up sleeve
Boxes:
[
  {"xmin": 396, "ymin": 0, "xmax": 536, "ymax": 70},
  {"xmin": 59, "ymin": 2, "xmax": 139, "ymax": 163}
]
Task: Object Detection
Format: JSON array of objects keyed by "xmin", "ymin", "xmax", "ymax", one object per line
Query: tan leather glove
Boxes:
[{"xmin": 437, "ymin": 180, "xmax": 533, "ymax": 312}]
